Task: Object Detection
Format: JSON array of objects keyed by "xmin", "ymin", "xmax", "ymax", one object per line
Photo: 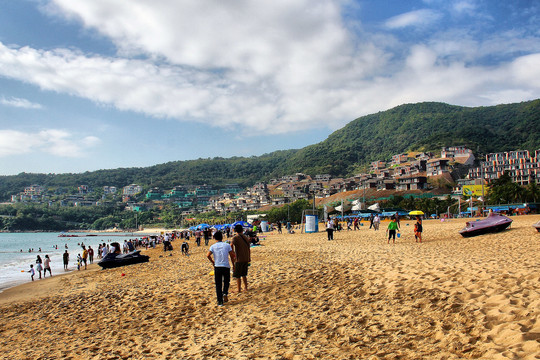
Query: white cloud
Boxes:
[
  {"xmin": 0, "ymin": 129, "xmax": 100, "ymax": 157},
  {"xmin": 0, "ymin": 0, "xmax": 539, "ymax": 138},
  {"xmin": 0, "ymin": 96, "xmax": 43, "ymax": 109},
  {"xmin": 384, "ymin": 9, "xmax": 442, "ymax": 29},
  {"xmin": 452, "ymin": 0, "xmax": 477, "ymax": 14}
]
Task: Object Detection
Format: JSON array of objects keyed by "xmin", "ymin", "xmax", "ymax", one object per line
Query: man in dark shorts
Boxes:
[
  {"xmin": 231, "ymin": 224, "xmax": 251, "ymax": 293},
  {"xmin": 63, "ymin": 250, "xmax": 69, "ymax": 270}
]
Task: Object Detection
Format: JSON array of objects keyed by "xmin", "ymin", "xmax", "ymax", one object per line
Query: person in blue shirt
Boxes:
[{"xmin": 207, "ymin": 231, "xmax": 236, "ymax": 306}]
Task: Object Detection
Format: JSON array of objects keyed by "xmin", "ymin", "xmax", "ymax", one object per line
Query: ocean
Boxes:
[{"xmin": 0, "ymin": 232, "xmax": 145, "ymax": 292}]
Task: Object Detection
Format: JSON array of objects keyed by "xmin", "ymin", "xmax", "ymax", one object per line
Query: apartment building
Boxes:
[{"xmin": 468, "ymin": 149, "xmax": 540, "ymax": 185}]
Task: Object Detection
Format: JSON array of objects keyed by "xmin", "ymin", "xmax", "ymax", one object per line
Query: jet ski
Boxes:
[
  {"xmin": 459, "ymin": 213, "xmax": 512, "ymax": 237},
  {"xmin": 98, "ymin": 250, "xmax": 150, "ymax": 269}
]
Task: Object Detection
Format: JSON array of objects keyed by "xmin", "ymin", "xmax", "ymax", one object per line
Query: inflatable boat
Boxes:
[
  {"xmin": 459, "ymin": 213, "xmax": 512, "ymax": 237},
  {"xmin": 98, "ymin": 250, "xmax": 150, "ymax": 269}
]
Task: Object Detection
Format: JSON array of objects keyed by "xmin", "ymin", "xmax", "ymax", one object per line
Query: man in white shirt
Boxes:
[{"xmin": 207, "ymin": 231, "xmax": 236, "ymax": 306}]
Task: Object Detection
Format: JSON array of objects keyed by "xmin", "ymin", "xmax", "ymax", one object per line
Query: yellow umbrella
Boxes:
[{"xmin": 409, "ymin": 210, "xmax": 424, "ymax": 216}]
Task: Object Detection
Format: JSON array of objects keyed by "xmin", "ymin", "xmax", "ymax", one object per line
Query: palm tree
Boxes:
[{"xmin": 526, "ymin": 182, "xmax": 539, "ymax": 203}]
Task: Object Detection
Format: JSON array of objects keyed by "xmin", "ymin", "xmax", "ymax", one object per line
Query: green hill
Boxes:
[
  {"xmin": 276, "ymin": 100, "xmax": 540, "ymax": 176},
  {"xmin": 1, "ymin": 99, "xmax": 539, "ymax": 200}
]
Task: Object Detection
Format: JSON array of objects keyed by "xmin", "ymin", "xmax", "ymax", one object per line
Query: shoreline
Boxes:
[{"xmin": 0, "ymin": 262, "xmax": 102, "ymax": 305}]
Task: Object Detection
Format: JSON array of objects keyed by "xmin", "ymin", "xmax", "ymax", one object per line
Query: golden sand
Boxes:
[{"xmin": 0, "ymin": 215, "xmax": 539, "ymax": 359}]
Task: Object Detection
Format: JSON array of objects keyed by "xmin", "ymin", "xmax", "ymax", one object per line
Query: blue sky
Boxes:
[{"xmin": 1, "ymin": 0, "xmax": 539, "ymax": 176}]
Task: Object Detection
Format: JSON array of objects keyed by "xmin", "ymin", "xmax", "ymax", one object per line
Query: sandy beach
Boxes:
[{"xmin": 0, "ymin": 215, "xmax": 539, "ymax": 359}]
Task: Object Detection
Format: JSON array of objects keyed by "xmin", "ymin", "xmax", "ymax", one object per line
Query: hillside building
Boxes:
[
  {"xmin": 123, "ymin": 184, "xmax": 143, "ymax": 196},
  {"xmin": 468, "ymin": 149, "xmax": 540, "ymax": 185}
]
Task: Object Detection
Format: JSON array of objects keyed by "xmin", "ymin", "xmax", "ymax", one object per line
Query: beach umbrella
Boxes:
[
  {"xmin": 409, "ymin": 210, "xmax": 424, "ymax": 216},
  {"xmin": 197, "ymin": 223, "xmax": 210, "ymax": 230},
  {"xmin": 232, "ymin": 221, "xmax": 251, "ymax": 228}
]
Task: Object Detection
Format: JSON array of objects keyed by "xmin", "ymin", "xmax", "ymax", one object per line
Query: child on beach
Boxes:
[
  {"xmin": 77, "ymin": 254, "xmax": 82, "ymax": 270},
  {"xmin": 181, "ymin": 241, "xmax": 189, "ymax": 255},
  {"xmin": 28, "ymin": 264, "xmax": 35, "ymax": 281}
]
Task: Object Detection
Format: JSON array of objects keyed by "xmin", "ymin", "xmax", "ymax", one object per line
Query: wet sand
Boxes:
[{"xmin": 0, "ymin": 215, "xmax": 539, "ymax": 359}]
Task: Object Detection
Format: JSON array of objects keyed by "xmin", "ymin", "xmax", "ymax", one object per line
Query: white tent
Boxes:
[
  {"xmin": 367, "ymin": 203, "xmax": 381, "ymax": 212},
  {"xmin": 335, "ymin": 203, "xmax": 352, "ymax": 212},
  {"xmin": 351, "ymin": 204, "xmax": 362, "ymax": 211}
]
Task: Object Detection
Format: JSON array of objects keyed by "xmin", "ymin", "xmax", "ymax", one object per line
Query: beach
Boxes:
[{"xmin": 0, "ymin": 215, "xmax": 539, "ymax": 359}]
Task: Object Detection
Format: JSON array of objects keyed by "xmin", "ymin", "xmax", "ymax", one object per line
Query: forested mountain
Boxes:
[
  {"xmin": 1, "ymin": 99, "xmax": 539, "ymax": 200},
  {"xmin": 275, "ymin": 100, "xmax": 540, "ymax": 176}
]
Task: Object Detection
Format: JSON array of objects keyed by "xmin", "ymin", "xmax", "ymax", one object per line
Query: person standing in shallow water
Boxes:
[
  {"xmin": 63, "ymin": 250, "xmax": 69, "ymax": 270},
  {"xmin": 207, "ymin": 231, "xmax": 235, "ymax": 306}
]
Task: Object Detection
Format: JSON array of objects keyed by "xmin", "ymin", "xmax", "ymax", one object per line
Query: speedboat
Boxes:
[
  {"xmin": 533, "ymin": 220, "xmax": 540, "ymax": 232},
  {"xmin": 98, "ymin": 250, "xmax": 150, "ymax": 269},
  {"xmin": 459, "ymin": 213, "xmax": 512, "ymax": 237}
]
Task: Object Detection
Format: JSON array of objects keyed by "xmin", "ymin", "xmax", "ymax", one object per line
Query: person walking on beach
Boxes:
[
  {"xmin": 204, "ymin": 228, "xmax": 211, "ymax": 246},
  {"xmin": 231, "ymin": 224, "xmax": 251, "ymax": 293},
  {"xmin": 195, "ymin": 231, "xmax": 201, "ymax": 247},
  {"xmin": 207, "ymin": 231, "xmax": 236, "ymax": 306},
  {"xmin": 43, "ymin": 255, "xmax": 52, "ymax": 277},
  {"xmin": 63, "ymin": 250, "xmax": 69, "ymax": 270},
  {"xmin": 414, "ymin": 216, "xmax": 423, "ymax": 243},
  {"xmin": 372, "ymin": 214, "xmax": 380, "ymax": 231},
  {"xmin": 326, "ymin": 218, "xmax": 335, "ymax": 240},
  {"xmin": 35, "ymin": 255, "xmax": 43, "ymax": 279},
  {"xmin": 369, "ymin": 214, "xmax": 374, "ymax": 229},
  {"xmin": 386, "ymin": 218, "xmax": 399, "ymax": 244},
  {"xmin": 277, "ymin": 221, "xmax": 282, "ymax": 234},
  {"xmin": 353, "ymin": 217, "xmax": 360, "ymax": 231}
]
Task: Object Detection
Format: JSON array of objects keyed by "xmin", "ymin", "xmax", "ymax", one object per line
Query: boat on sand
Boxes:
[
  {"xmin": 533, "ymin": 220, "xmax": 540, "ymax": 232},
  {"xmin": 459, "ymin": 213, "xmax": 512, "ymax": 237}
]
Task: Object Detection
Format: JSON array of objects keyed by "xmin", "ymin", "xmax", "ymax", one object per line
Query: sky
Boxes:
[{"xmin": 0, "ymin": 0, "xmax": 539, "ymax": 176}]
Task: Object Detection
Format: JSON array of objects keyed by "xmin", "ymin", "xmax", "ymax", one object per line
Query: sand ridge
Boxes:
[{"xmin": 0, "ymin": 215, "xmax": 539, "ymax": 359}]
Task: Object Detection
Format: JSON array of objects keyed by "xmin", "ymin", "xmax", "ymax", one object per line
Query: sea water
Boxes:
[{"xmin": 0, "ymin": 232, "xmax": 143, "ymax": 292}]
